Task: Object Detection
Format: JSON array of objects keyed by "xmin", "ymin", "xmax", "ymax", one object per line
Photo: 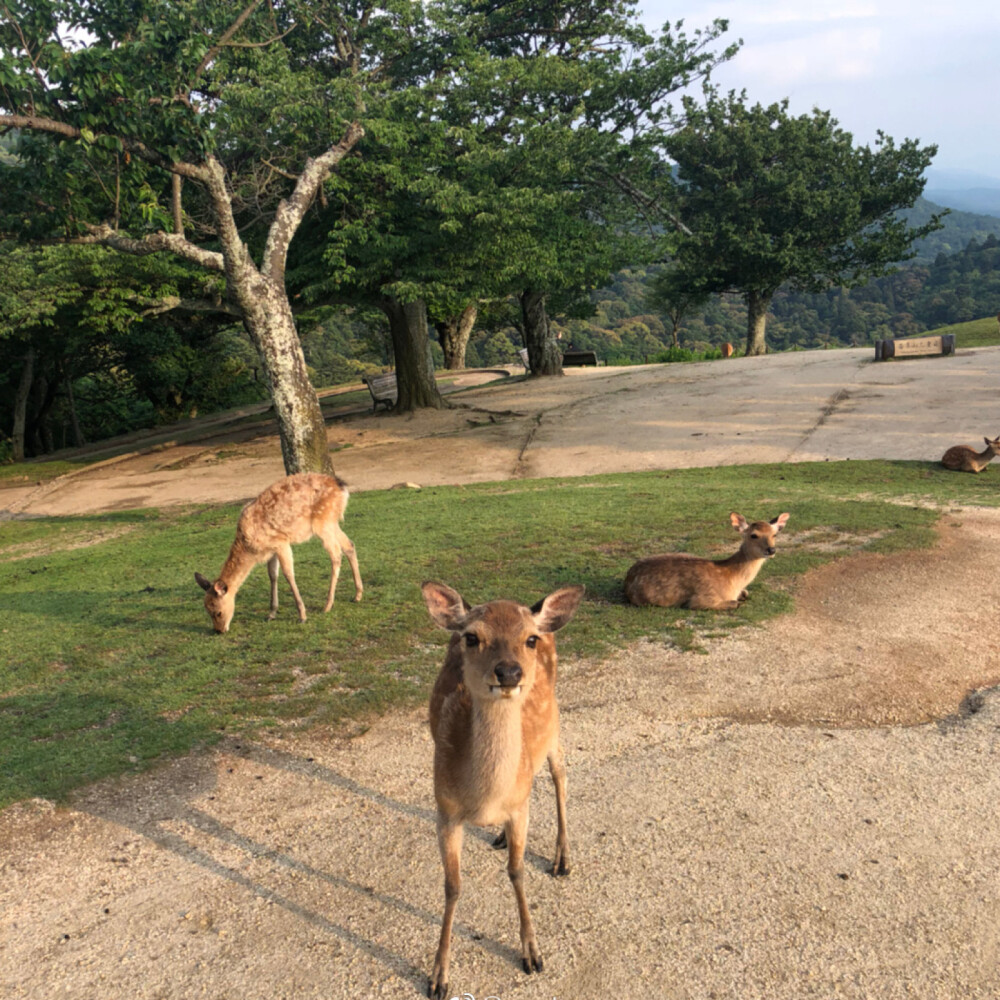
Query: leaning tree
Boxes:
[
  {"xmin": 664, "ymin": 90, "xmax": 942, "ymax": 356},
  {"xmin": 0, "ymin": 0, "xmax": 420, "ymax": 472}
]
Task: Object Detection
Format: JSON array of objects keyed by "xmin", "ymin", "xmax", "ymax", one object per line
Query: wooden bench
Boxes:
[
  {"xmin": 362, "ymin": 372, "xmax": 397, "ymax": 411},
  {"xmin": 875, "ymin": 334, "xmax": 956, "ymax": 360},
  {"xmin": 562, "ymin": 349, "xmax": 600, "ymax": 367}
]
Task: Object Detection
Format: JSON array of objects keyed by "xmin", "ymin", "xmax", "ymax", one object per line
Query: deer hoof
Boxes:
[{"xmin": 522, "ymin": 952, "xmax": 543, "ymax": 974}]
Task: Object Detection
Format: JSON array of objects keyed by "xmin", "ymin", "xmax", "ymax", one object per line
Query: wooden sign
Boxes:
[{"xmin": 875, "ymin": 334, "xmax": 955, "ymax": 360}]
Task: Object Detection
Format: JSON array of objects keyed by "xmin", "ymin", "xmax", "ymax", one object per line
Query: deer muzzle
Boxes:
[{"xmin": 491, "ymin": 662, "xmax": 523, "ymax": 696}]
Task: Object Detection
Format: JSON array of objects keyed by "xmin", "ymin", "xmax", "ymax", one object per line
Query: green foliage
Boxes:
[
  {"xmin": 2, "ymin": 460, "xmax": 998, "ymax": 807},
  {"xmin": 650, "ymin": 345, "xmax": 725, "ymax": 363},
  {"xmin": 663, "ymin": 90, "xmax": 941, "ymax": 350},
  {"xmin": 296, "ymin": 4, "xmax": 735, "ymax": 315},
  {"xmin": 0, "ymin": 242, "xmax": 265, "ymax": 455}
]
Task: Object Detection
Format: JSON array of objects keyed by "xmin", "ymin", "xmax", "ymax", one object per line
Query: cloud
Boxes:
[{"xmin": 734, "ymin": 26, "xmax": 883, "ymax": 85}]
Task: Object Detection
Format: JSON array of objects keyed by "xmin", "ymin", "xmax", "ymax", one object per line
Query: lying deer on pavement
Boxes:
[
  {"xmin": 625, "ymin": 512, "xmax": 790, "ymax": 610},
  {"xmin": 195, "ymin": 473, "xmax": 362, "ymax": 633},
  {"xmin": 941, "ymin": 435, "xmax": 1000, "ymax": 473},
  {"xmin": 421, "ymin": 580, "xmax": 585, "ymax": 1000}
]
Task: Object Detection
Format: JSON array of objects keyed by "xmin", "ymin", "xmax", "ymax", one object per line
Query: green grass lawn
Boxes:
[
  {"xmin": 930, "ymin": 315, "xmax": 1000, "ymax": 348},
  {"xmin": 2, "ymin": 459, "xmax": 998, "ymax": 810}
]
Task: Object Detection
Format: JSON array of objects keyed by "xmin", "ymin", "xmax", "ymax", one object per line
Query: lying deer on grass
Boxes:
[
  {"xmin": 624, "ymin": 512, "xmax": 790, "ymax": 610},
  {"xmin": 195, "ymin": 473, "xmax": 362, "ymax": 633},
  {"xmin": 941, "ymin": 435, "xmax": 1000, "ymax": 473},
  {"xmin": 421, "ymin": 580, "xmax": 584, "ymax": 1000}
]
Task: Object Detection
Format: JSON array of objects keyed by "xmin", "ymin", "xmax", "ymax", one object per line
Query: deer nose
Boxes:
[
  {"xmin": 766, "ymin": 545, "xmax": 776, "ymax": 556},
  {"xmin": 494, "ymin": 662, "xmax": 523, "ymax": 688}
]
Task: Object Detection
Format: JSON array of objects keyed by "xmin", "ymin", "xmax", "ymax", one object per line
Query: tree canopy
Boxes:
[{"xmin": 661, "ymin": 90, "xmax": 942, "ymax": 355}]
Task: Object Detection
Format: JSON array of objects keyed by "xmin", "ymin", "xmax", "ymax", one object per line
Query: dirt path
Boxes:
[{"xmin": 3, "ymin": 351, "xmax": 1000, "ymax": 999}]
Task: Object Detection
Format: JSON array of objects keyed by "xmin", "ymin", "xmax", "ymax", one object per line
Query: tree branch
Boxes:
[
  {"xmin": 81, "ymin": 224, "xmax": 226, "ymax": 272},
  {"xmin": 0, "ymin": 113, "xmax": 209, "ymax": 181},
  {"xmin": 261, "ymin": 121, "xmax": 364, "ymax": 283},
  {"xmin": 142, "ymin": 295, "xmax": 244, "ymax": 319},
  {"xmin": 192, "ymin": 0, "xmax": 263, "ymax": 83}
]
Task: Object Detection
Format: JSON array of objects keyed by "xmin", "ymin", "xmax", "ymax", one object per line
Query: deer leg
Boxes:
[
  {"xmin": 266, "ymin": 555, "xmax": 280, "ymax": 620},
  {"xmin": 274, "ymin": 544, "xmax": 307, "ymax": 622},
  {"xmin": 688, "ymin": 596, "xmax": 740, "ymax": 611},
  {"xmin": 335, "ymin": 524, "xmax": 363, "ymax": 603},
  {"xmin": 317, "ymin": 529, "xmax": 343, "ymax": 613},
  {"xmin": 548, "ymin": 742, "xmax": 571, "ymax": 876},
  {"xmin": 506, "ymin": 805, "xmax": 542, "ymax": 974},
  {"xmin": 429, "ymin": 818, "xmax": 463, "ymax": 1000}
]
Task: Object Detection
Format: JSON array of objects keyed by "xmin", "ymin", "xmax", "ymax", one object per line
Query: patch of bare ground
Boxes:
[
  {"xmin": 579, "ymin": 508, "xmax": 1000, "ymax": 729},
  {"xmin": 6, "ymin": 357, "xmax": 1000, "ymax": 999},
  {"xmin": 0, "ymin": 523, "xmax": 139, "ymax": 562}
]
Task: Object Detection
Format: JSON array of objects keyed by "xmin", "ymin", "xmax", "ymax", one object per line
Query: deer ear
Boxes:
[
  {"xmin": 987, "ymin": 438, "xmax": 993, "ymax": 447},
  {"xmin": 195, "ymin": 572, "xmax": 213, "ymax": 592},
  {"xmin": 531, "ymin": 585, "xmax": 585, "ymax": 634},
  {"xmin": 730, "ymin": 512, "xmax": 749, "ymax": 533},
  {"xmin": 771, "ymin": 513, "xmax": 790, "ymax": 531},
  {"xmin": 422, "ymin": 581, "xmax": 471, "ymax": 631}
]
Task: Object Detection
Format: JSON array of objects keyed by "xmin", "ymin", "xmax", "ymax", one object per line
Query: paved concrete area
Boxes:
[{"xmin": 5, "ymin": 346, "xmax": 999, "ymax": 516}]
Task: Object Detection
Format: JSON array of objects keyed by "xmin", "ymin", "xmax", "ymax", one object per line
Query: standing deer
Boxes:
[
  {"xmin": 421, "ymin": 580, "xmax": 584, "ymax": 1000},
  {"xmin": 194, "ymin": 473, "xmax": 362, "ymax": 633},
  {"xmin": 624, "ymin": 512, "xmax": 790, "ymax": 610},
  {"xmin": 941, "ymin": 435, "xmax": 1000, "ymax": 472}
]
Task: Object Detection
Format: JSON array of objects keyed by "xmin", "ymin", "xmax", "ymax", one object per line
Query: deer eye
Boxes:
[
  {"xmin": 464, "ymin": 633, "xmax": 480, "ymax": 648},
  {"xmin": 750, "ymin": 533, "xmax": 759, "ymax": 539},
  {"xmin": 526, "ymin": 635, "xmax": 539, "ymax": 649}
]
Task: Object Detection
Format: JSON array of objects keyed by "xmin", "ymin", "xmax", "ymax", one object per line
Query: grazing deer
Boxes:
[
  {"xmin": 941, "ymin": 435, "xmax": 1000, "ymax": 473},
  {"xmin": 194, "ymin": 473, "xmax": 362, "ymax": 633},
  {"xmin": 421, "ymin": 580, "xmax": 584, "ymax": 1000},
  {"xmin": 625, "ymin": 512, "xmax": 790, "ymax": 610}
]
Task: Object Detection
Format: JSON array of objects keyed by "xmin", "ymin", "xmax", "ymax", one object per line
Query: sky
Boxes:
[{"xmin": 638, "ymin": 1, "xmax": 1000, "ymax": 186}]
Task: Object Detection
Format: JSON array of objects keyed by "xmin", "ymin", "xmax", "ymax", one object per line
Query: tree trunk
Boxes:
[
  {"xmin": 745, "ymin": 290, "xmax": 771, "ymax": 356},
  {"xmin": 381, "ymin": 298, "xmax": 445, "ymax": 411},
  {"xmin": 65, "ymin": 375, "xmax": 85, "ymax": 447},
  {"xmin": 237, "ymin": 274, "xmax": 334, "ymax": 475},
  {"xmin": 27, "ymin": 373, "xmax": 59, "ymax": 456},
  {"xmin": 12, "ymin": 345, "xmax": 35, "ymax": 462},
  {"xmin": 520, "ymin": 290, "xmax": 563, "ymax": 376},
  {"xmin": 436, "ymin": 302, "xmax": 478, "ymax": 370}
]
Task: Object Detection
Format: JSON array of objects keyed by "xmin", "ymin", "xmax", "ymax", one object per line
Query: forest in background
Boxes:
[
  {"xmin": 322, "ymin": 196, "xmax": 1000, "ymax": 370},
  {"xmin": 3, "ymin": 195, "xmax": 998, "ymax": 461}
]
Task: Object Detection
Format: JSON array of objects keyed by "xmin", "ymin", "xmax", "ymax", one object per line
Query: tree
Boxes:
[
  {"xmin": 648, "ymin": 264, "xmax": 711, "ymax": 347},
  {"xmin": 665, "ymin": 91, "xmax": 943, "ymax": 355},
  {"xmin": 299, "ymin": 3, "xmax": 736, "ymax": 381},
  {"xmin": 0, "ymin": 239, "xmax": 262, "ymax": 458},
  {"xmin": 1, "ymin": 0, "xmax": 375, "ymax": 472}
]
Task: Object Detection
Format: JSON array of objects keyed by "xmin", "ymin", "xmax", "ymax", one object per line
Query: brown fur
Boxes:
[
  {"xmin": 941, "ymin": 436, "xmax": 1000, "ymax": 473},
  {"xmin": 194, "ymin": 473, "xmax": 362, "ymax": 633},
  {"xmin": 624, "ymin": 512, "xmax": 790, "ymax": 610},
  {"xmin": 422, "ymin": 581, "xmax": 584, "ymax": 1000}
]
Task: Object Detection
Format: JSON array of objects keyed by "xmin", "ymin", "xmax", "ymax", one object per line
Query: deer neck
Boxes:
[
  {"xmin": 721, "ymin": 547, "xmax": 766, "ymax": 589},
  {"xmin": 976, "ymin": 447, "xmax": 997, "ymax": 467},
  {"xmin": 466, "ymin": 697, "xmax": 524, "ymax": 811},
  {"xmin": 219, "ymin": 537, "xmax": 257, "ymax": 591}
]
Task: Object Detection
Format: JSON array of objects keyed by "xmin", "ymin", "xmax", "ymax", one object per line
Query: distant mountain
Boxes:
[
  {"xmin": 924, "ymin": 168, "xmax": 1000, "ymax": 218},
  {"xmin": 920, "ymin": 189, "xmax": 1000, "ymax": 218},
  {"xmin": 904, "ymin": 197, "xmax": 1000, "ymax": 260}
]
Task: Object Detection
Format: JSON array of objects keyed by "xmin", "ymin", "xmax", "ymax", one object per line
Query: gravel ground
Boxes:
[{"xmin": 3, "ymin": 350, "xmax": 1000, "ymax": 999}]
